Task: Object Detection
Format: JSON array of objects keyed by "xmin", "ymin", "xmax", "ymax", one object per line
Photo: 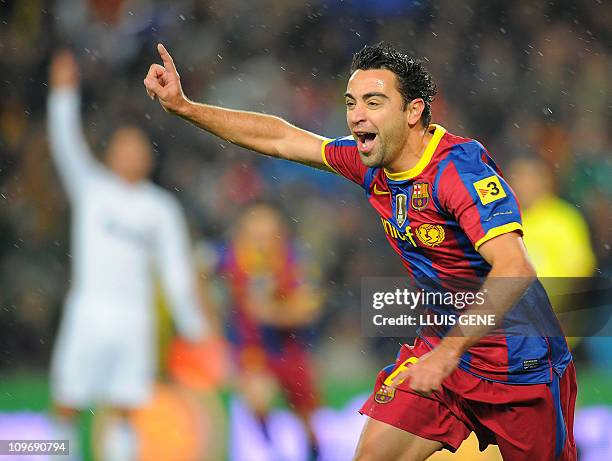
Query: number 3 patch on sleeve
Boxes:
[{"xmin": 473, "ymin": 175, "xmax": 507, "ymax": 205}]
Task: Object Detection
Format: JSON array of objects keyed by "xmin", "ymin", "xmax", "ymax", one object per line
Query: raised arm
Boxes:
[
  {"xmin": 47, "ymin": 51, "xmax": 100, "ymax": 199},
  {"xmin": 143, "ymin": 44, "xmax": 328, "ymax": 169}
]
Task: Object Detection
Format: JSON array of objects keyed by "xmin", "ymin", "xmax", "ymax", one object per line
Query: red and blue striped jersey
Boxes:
[
  {"xmin": 219, "ymin": 242, "xmax": 313, "ymax": 358},
  {"xmin": 322, "ymin": 124, "xmax": 571, "ymax": 384}
]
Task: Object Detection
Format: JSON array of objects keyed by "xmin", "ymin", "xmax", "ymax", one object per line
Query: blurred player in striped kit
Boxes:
[
  {"xmin": 219, "ymin": 202, "xmax": 322, "ymax": 460},
  {"xmin": 47, "ymin": 51, "xmax": 209, "ymax": 461}
]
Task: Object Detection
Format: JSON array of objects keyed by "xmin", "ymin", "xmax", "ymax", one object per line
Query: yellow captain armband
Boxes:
[{"xmin": 320, "ymin": 138, "xmax": 339, "ymax": 174}]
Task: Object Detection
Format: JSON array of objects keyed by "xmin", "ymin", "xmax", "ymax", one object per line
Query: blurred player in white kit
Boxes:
[{"xmin": 47, "ymin": 51, "xmax": 209, "ymax": 461}]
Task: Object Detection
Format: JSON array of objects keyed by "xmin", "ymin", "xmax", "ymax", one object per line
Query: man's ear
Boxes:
[{"xmin": 407, "ymin": 98, "xmax": 425, "ymax": 125}]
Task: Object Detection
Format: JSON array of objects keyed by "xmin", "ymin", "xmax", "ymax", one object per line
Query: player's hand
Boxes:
[
  {"xmin": 143, "ymin": 43, "xmax": 188, "ymax": 114},
  {"xmin": 388, "ymin": 346, "xmax": 460, "ymax": 395},
  {"xmin": 50, "ymin": 50, "xmax": 79, "ymax": 89}
]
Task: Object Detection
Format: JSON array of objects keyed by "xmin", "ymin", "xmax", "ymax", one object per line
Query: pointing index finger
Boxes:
[{"xmin": 157, "ymin": 43, "xmax": 177, "ymax": 73}]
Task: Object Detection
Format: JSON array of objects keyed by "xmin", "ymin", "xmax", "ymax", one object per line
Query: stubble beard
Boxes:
[{"xmin": 359, "ymin": 142, "xmax": 386, "ymax": 168}]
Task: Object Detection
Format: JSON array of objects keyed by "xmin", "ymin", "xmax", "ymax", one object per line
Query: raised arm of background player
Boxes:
[
  {"xmin": 143, "ymin": 44, "xmax": 328, "ymax": 170},
  {"xmin": 48, "ymin": 51, "xmax": 104, "ymax": 200},
  {"xmin": 49, "ymin": 50, "xmax": 209, "ymax": 344}
]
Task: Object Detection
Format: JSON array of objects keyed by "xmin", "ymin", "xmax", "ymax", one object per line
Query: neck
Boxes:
[{"xmin": 385, "ymin": 125, "xmax": 432, "ymax": 174}]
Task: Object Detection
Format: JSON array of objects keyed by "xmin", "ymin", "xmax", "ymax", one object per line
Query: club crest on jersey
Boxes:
[
  {"xmin": 374, "ymin": 385, "xmax": 395, "ymax": 404},
  {"xmin": 416, "ymin": 224, "xmax": 446, "ymax": 247},
  {"xmin": 395, "ymin": 194, "xmax": 408, "ymax": 227},
  {"xmin": 411, "ymin": 183, "xmax": 429, "ymax": 211}
]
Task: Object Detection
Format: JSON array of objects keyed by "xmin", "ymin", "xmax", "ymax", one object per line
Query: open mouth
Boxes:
[{"xmin": 355, "ymin": 132, "xmax": 377, "ymax": 153}]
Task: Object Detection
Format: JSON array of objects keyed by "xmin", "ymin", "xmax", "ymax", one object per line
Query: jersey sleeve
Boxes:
[
  {"xmin": 437, "ymin": 140, "xmax": 523, "ymax": 250},
  {"xmin": 321, "ymin": 137, "xmax": 368, "ymax": 188},
  {"xmin": 47, "ymin": 89, "xmax": 103, "ymax": 200},
  {"xmin": 155, "ymin": 193, "xmax": 210, "ymax": 342}
]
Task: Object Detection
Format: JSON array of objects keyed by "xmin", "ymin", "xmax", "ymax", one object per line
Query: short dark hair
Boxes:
[{"xmin": 350, "ymin": 42, "xmax": 437, "ymax": 127}]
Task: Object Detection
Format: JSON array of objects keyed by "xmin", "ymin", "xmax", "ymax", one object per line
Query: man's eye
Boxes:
[
  {"xmin": 368, "ymin": 101, "xmax": 380, "ymax": 108},
  {"xmin": 345, "ymin": 101, "xmax": 355, "ymax": 108}
]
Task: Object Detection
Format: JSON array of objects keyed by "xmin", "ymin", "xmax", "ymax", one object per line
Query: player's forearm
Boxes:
[
  {"xmin": 266, "ymin": 290, "xmax": 321, "ymax": 327},
  {"xmin": 48, "ymin": 89, "xmax": 85, "ymax": 156},
  {"xmin": 158, "ymin": 208, "xmax": 211, "ymax": 342},
  {"xmin": 47, "ymin": 89, "xmax": 96, "ymax": 185},
  {"xmin": 176, "ymin": 98, "xmax": 296, "ymax": 158},
  {"xmin": 145, "ymin": 45, "xmax": 326, "ymax": 166},
  {"xmin": 439, "ymin": 262, "xmax": 537, "ymax": 355},
  {"xmin": 169, "ymin": 292, "xmax": 210, "ymax": 342},
  {"xmin": 163, "ymin": 267, "xmax": 210, "ymax": 341}
]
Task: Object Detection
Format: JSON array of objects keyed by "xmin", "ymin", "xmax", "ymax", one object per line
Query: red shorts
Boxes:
[
  {"xmin": 236, "ymin": 340, "xmax": 319, "ymax": 413},
  {"xmin": 360, "ymin": 338, "xmax": 577, "ymax": 461},
  {"xmin": 268, "ymin": 340, "xmax": 318, "ymax": 413}
]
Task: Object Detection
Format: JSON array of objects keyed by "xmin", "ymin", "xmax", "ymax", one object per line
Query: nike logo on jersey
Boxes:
[{"xmin": 373, "ymin": 184, "xmax": 390, "ymax": 195}]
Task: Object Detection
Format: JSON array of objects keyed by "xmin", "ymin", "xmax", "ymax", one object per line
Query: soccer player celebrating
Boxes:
[
  {"xmin": 48, "ymin": 51, "xmax": 209, "ymax": 461},
  {"xmin": 144, "ymin": 42, "xmax": 576, "ymax": 460}
]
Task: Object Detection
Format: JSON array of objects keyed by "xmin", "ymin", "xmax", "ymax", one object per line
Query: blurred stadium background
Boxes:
[{"xmin": 0, "ymin": 0, "xmax": 610, "ymax": 460}]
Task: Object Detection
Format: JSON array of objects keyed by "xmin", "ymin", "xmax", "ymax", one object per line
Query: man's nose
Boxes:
[{"xmin": 348, "ymin": 103, "xmax": 366, "ymax": 126}]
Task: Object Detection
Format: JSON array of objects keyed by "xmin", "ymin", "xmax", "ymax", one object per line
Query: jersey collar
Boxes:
[{"xmin": 384, "ymin": 124, "xmax": 446, "ymax": 181}]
